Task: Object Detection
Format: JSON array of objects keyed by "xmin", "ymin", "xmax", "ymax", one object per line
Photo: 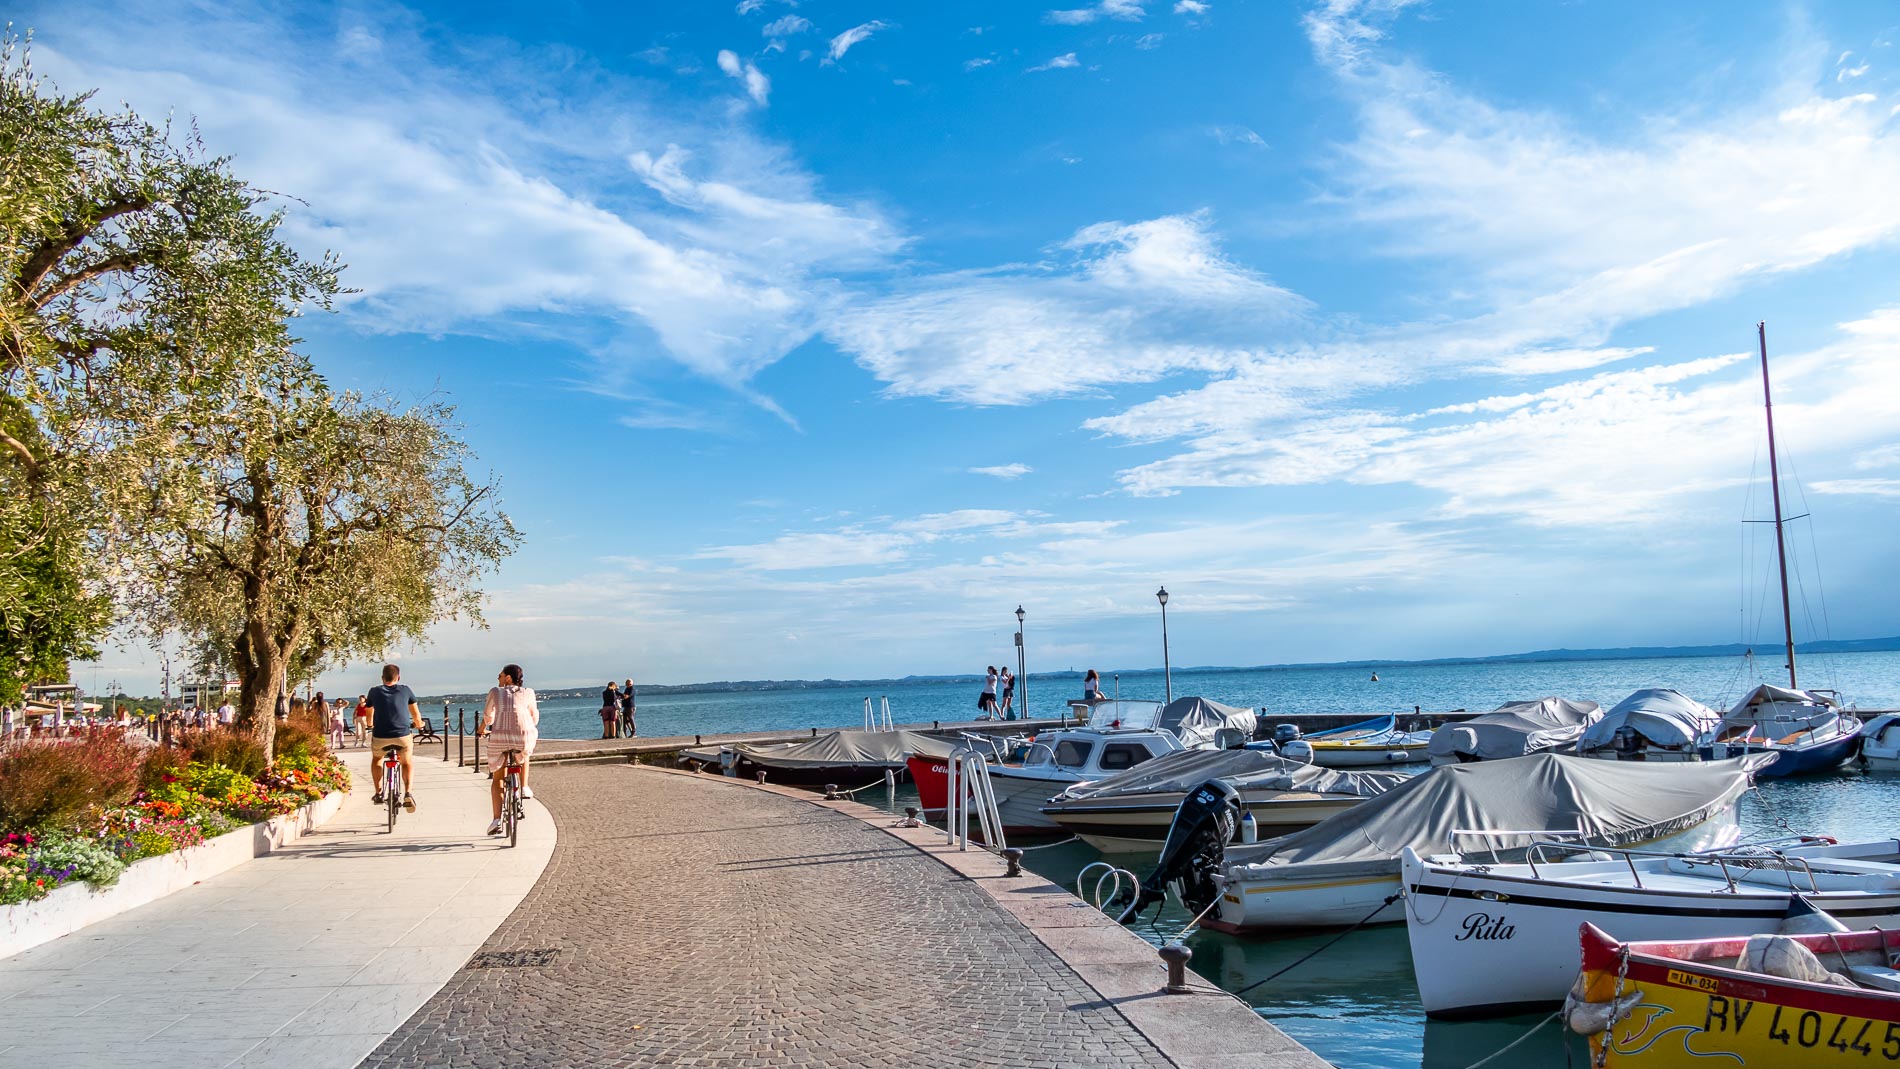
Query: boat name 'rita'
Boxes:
[{"xmin": 1453, "ymin": 912, "xmax": 1516, "ymax": 941}]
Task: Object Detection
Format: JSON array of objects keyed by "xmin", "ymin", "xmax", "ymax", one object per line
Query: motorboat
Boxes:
[
  {"xmin": 1575, "ymin": 688, "xmax": 1723, "ymax": 763},
  {"xmin": 1119, "ymin": 753, "xmax": 1770, "ymax": 933},
  {"xmin": 1703, "ymin": 683, "xmax": 1863, "ymax": 776},
  {"xmin": 908, "ymin": 697, "xmax": 1256, "ymax": 834},
  {"xmin": 1863, "ymin": 712, "xmax": 1900, "ymax": 770},
  {"xmin": 1402, "ymin": 836, "xmax": 1900, "ymax": 1018},
  {"xmin": 687, "ymin": 728, "xmax": 965, "ymax": 785},
  {"xmin": 1279, "ymin": 714, "xmax": 1432, "ymax": 767},
  {"xmin": 1038, "ymin": 747, "xmax": 1404, "ymax": 853},
  {"xmin": 1570, "ymin": 921, "xmax": 1900, "ymax": 1067},
  {"xmin": 1426, "ymin": 697, "xmax": 1601, "ymax": 765}
]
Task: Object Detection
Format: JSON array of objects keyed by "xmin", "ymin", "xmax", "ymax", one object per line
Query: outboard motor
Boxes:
[
  {"xmin": 1273, "ymin": 723, "xmax": 1304, "ymax": 746},
  {"xmin": 1116, "ymin": 779, "xmax": 1241, "ymax": 925}
]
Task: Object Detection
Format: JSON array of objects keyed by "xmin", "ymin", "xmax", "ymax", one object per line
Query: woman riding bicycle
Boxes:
[{"xmin": 478, "ymin": 663, "xmax": 540, "ymax": 836}]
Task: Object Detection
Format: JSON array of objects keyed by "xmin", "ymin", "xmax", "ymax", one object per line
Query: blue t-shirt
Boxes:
[{"xmin": 368, "ymin": 683, "xmax": 417, "ymax": 738}]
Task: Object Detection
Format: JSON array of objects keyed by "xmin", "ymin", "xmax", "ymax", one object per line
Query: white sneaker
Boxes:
[
  {"xmin": 521, "ymin": 786, "xmax": 534, "ymax": 800},
  {"xmin": 486, "ymin": 819, "xmax": 503, "ymax": 836}
]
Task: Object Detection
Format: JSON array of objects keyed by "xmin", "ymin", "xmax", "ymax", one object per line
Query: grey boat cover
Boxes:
[
  {"xmin": 730, "ymin": 729, "xmax": 961, "ymax": 770},
  {"xmin": 1225, "ymin": 753, "xmax": 1768, "ymax": 878},
  {"xmin": 1052, "ymin": 747, "xmax": 1402, "ymax": 802},
  {"xmin": 1426, "ymin": 697, "xmax": 1603, "ymax": 762},
  {"xmin": 1576, "ymin": 688, "xmax": 1723, "ymax": 750},
  {"xmin": 1726, "ymin": 684, "xmax": 1840, "ymax": 725},
  {"xmin": 1156, "ymin": 697, "xmax": 1258, "ymax": 749}
]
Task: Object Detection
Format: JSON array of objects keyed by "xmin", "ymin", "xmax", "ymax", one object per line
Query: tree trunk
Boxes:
[{"xmin": 236, "ymin": 622, "xmax": 285, "ymax": 761}]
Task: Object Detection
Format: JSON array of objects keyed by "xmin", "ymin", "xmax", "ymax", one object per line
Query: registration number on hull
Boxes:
[{"xmin": 1694, "ymin": 995, "xmax": 1900, "ymax": 1060}]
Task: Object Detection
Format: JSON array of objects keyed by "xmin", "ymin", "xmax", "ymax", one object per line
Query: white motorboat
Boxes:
[
  {"xmin": 1039, "ymin": 747, "xmax": 1404, "ymax": 853},
  {"xmin": 909, "ymin": 697, "xmax": 1257, "ymax": 833},
  {"xmin": 1280, "ymin": 714, "xmax": 1432, "ymax": 767},
  {"xmin": 1401, "ymin": 836, "xmax": 1900, "ymax": 1018},
  {"xmin": 1125, "ymin": 753, "xmax": 1770, "ymax": 933},
  {"xmin": 1863, "ymin": 713, "xmax": 1900, "ymax": 770},
  {"xmin": 1575, "ymin": 687, "xmax": 1723, "ymax": 763},
  {"xmin": 1426, "ymin": 697, "xmax": 1601, "ymax": 765}
]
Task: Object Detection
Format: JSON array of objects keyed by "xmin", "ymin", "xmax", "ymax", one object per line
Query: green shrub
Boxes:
[
  {"xmin": 182, "ymin": 763, "xmax": 253, "ymax": 802},
  {"xmin": 138, "ymin": 745, "xmax": 192, "ymax": 793},
  {"xmin": 274, "ymin": 720, "xmax": 327, "ymax": 761},
  {"xmin": 28, "ymin": 833, "xmax": 127, "ymax": 889},
  {"xmin": 185, "ymin": 730, "xmax": 268, "ymax": 777}
]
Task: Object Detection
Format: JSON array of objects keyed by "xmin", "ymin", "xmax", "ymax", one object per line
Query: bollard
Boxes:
[
  {"xmin": 445, "ymin": 708, "xmax": 453, "ymax": 762},
  {"xmin": 933, "ymin": 720, "xmax": 940, "ymax": 731},
  {"xmin": 1003, "ymin": 847, "xmax": 1024, "ymax": 878},
  {"xmin": 458, "ymin": 711, "xmax": 465, "ymax": 768},
  {"xmin": 473, "ymin": 724, "xmax": 482, "ymax": 774},
  {"xmin": 756, "ymin": 771, "xmax": 767, "ymax": 784},
  {"xmin": 810, "ymin": 726, "xmax": 817, "ymax": 737},
  {"xmin": 824, "ymin": 783, "xmax": 840, "ymax": 800},
  {"xmin": 1159, "ymin": 943, "xmax": 1193, "ymax": 994},
  {"xmin": 695, "ymin": 734, "xmax": 702, "ymax": 746}
]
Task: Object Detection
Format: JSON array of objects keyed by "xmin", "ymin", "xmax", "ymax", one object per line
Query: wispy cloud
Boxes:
[
  {"xmin": 1174, "ymin": 1, "xmax": 1210, "ymax": 12},
  {"xmin": 761, "ymin": 15, "xmax": 811, "ymax": 37},
  {"xmin": 1047, "ymin": 1, "xmax": 1145, "ymax": 25},
  {"xmin": 970, "ymin": 463, "xmax": 1033, "ymax": 479},
  {"xmin": 1209, "ymin": 124, "xmax": 1266, "ymax": 147},
  {"xmin": 716, "ymin": 49, "xmax": 771, "ymax": 106},
  {"xmin": 826, "ymin": 21, "xmax": 888, "ymax": 63},
  {"xmin": 1029, "ymin": 53, "xmax": 1082, "ymax": 72},
  {"xmin": 826, "ymin": 213, "xmax": 1308, "ymax": 404},
  {"xmin": 963, "ymin": 57, "xmax": 996, "ymax": 71}
]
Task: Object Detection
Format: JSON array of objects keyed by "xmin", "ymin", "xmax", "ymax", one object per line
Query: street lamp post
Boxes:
[
  {"xmin": 1014, "ymin": 605, "xmax": 1027, "ymax": 720},
  {"xmin": 1156, "ymin": 586, "xmax": 1172, "ymax": 705}
]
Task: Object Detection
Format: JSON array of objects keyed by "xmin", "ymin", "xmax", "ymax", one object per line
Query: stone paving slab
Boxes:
[
  {"xmin": 359, "ymin": 763, "xmax": 1178, "ymax": 1069},
  {"xmin": 0, "ymin": 750, "xmax": 554, "ymax": 1069}
]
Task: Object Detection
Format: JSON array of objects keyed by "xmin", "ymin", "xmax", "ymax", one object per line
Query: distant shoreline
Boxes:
[{"xmin": 412, "ymin": 635, "xmax": 1900, "ymax": 704}]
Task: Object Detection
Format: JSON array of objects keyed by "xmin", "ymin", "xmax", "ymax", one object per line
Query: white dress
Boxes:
[{"xmin": 483, "ymin": 685, "xmax": 540, "ymax": 756}]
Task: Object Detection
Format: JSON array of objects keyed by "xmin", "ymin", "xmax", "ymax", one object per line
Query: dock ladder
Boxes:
[
  {"xmin": 943, "ymin": 748, "xmax": 1007, "ymax": 852},
  {"xmin": 863, "ymin": 695, "xmax": 895, "ymax": 732}
]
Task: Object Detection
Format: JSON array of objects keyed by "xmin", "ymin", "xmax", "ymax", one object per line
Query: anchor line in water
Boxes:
[{"xmin": 1230, "ymin": 891, "xmax": 1402, "ymax": 997}]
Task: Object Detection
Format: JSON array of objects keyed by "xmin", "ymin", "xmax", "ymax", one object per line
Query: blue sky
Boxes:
[{"xmin": 28, "ymin": 0, "xmax": 1900, "ymax": 695}]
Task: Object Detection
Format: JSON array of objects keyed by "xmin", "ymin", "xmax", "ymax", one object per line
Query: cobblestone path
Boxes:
[{"xmin": 359, "ymin": 765, "xmax": 1175, "ymax": 1068}]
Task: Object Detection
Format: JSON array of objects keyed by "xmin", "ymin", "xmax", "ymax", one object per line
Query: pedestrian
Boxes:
[
  {"xmin": 328, "ymin": 699, "xmax": 347, "ymax": 750},
  {"xmin": 353, "ymin": 695, "xmax": 371, "ymax": 746},
  {"xmin": 600, "ymin": 682, "xmax": 620, "ymax": 739},
  {"xmin": 479, "ymin": 663, "xmax": 540, "ymax": 836},
  {"xmin": 312, "ymin": 690, "xmax": 327, "ymax": 734},
  {"xmin": 978, "ymin": 666, "xmax": 1000, "ymax": 720},
  {"xmin": 619, "ymin": 678, "xmax": 637, "ymax": 738},
  {"xmin": 999, "ymin": 668, "xmax": 1015, "ymax": 720},
  {"xmin": 1083, "ymin": 669, "xmax": 1105, "ymax": 702}
]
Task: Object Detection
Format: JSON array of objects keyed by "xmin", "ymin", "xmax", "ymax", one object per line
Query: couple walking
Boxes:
[
  {"xmin": 600, "ymin": 679, "xmax": 637, "ymax": 738},
  {"xmin": 978, "ymin": 665, "xmax": 1016, "ymax": 720}
]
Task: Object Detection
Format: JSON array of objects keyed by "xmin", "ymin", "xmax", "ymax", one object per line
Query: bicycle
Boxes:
[
  {"xmin": 382, "ymin": 745, "xmax": 403, "ymax": 832},
  {"xmin": 498, "ymin": 748, "xmax": 525, "ymax": 848}
]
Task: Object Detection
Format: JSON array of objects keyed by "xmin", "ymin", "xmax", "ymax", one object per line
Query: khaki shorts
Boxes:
[{"xmin": 370, "ymin": 735, "xmax": 413, "ymax": 786}]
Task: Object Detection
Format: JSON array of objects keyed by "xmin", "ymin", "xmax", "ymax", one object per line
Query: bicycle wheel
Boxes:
[
  {"xmin": 507, "ymin": 777, "xmax": 519, "ymax": 849},
  {"xmin": 386, "ymin": 767, "xmax": 398, "ymax": 832}
]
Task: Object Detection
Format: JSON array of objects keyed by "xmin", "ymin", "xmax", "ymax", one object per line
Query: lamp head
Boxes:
[
  {"xmin": 1015, "ymin": 605, "xmax": 1026, "ymax": 624},
  {"xmin": 1156, "ymin": 586, "xmax": 1169, "ymax": 606}
]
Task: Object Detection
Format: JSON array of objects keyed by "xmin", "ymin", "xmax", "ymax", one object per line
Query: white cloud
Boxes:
[
  {"xmin": 964, "ymin": 57, "xmax": 996, "ymax": 71},
  {"xmin": 826, "ymin": 213, "xmax": 1307, "ymax": 404},
  {"xmin": 1029, "ymin": 53, "xmax": 1082, "ymax": 72},
  {"xmin": 826, "ymin": 21, "xmax": 888, "ymax": 63},
  {"xmin": 762, "ymin": 15, "xmax": 811, "ymax": 37},
  {"xmin": 1812, "ymin": 479, "xmax": 1900, "ymax": 498},
  {"xmin": 970, "ymin": 463, "xmax": 1033, "ymax": 479},
  {"xmin": 1135, "ymin": 34, "xmax": 1165, "ymax": 50},
  {"xmin": 1047, "ymin": 1, "xmax": 1146, "ymax": 25},
  {"xmin": 716, "ymin": 49, "xmax": 771, "ymax": 106},
  {"xmin": 1175, "ymin": 0, "xmax": 1210, "ymax": 12},
  {"xmin": 1209, "ymin": 124, "xmax": 1266, "ymax": 147}
]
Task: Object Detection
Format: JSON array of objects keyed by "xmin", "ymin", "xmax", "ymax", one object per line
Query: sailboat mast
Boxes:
[{"xmin": 1757, "ymin": 322, "xmax": 1798, "ymax": 689}]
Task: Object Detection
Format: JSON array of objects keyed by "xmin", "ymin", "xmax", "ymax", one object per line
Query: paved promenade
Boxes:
[
  {"xmin": 0, "ymin": 753, "xmax": 554, "ymax": 1069},
  {"xmin": 362, "ymin": 763, "xmax": 1185, "ymax": 1069}
]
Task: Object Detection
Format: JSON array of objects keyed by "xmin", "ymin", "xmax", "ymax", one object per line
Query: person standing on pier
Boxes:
[
  {"xmin": 998, "ymin": 668, "xmax": 1015, "ymax": 720},
  {"xmin": 600, "ymin": 683, "xmax": 620, "ymax": 739},
  {"xmin": 619, "ymin": 678, "xmax": 637, "ymax": 737},
  {"xmin": 978, "ymin": 666, "xmax": 1000, "ymax": 720}
]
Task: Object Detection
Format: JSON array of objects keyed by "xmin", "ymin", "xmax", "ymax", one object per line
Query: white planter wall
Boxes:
[{"xmin": 0, "ymin": 789, "xmax": 344, "ymax": 960}]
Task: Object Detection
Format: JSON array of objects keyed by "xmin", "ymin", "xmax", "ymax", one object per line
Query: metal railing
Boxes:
[
  {"xmin": 863, "ymin": 696, "xmax": 894, "ymax": 732},
  {"xmin": 944, "ymin": 749, "xmax": 1006, "ymax": 852},
  {"xmin": 1506, "ymin": 840, "xmax": 1834, "ymax": 893}
]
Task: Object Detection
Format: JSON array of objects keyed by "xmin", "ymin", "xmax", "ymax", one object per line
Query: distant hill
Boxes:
[{"xmin": 413, "ymin": 636, "xmax": 1900, "ymax": 704}]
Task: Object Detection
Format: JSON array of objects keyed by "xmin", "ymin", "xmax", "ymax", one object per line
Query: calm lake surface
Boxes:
[{"xmin": 483, "ymin": 651, "xmax": 1900, "ymax": 1069}]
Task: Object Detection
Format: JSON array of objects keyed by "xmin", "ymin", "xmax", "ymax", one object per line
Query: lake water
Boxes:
[
  {"xmin": 481, "ymin": 650, "xmax": 1900, "ymax": 743},
  {"xmin": 488, "ymin": 651, "xmax": 1900, "ymax": 1069}
]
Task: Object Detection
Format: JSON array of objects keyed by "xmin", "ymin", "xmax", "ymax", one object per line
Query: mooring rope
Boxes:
[{"xmin": 1230, "ymin": 892, "xmax": 1402, "ymax": 996}]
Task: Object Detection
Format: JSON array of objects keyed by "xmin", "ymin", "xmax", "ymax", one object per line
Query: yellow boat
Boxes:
[{"xmin": 1570, "ymin": 921, "xmax": 1900, "ymax": 1066}]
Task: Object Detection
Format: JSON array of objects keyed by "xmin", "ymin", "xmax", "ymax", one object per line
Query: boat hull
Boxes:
[
  {"xmin": 733, "ymin": 758, "xmax": 903, "ymax": 786},
  {"xmin": 906, "ymin": 755, "xmax": 1073, "ymax": 833},
  {"xmin": 1305, "ymin": 742, "xmax": 1431, "ymax": 768},
  {"xmin": 1212, "ymin": 807, "xmax": 1742, "ymax": 933},
  {"xmin": 1404, "ymin": 841, "xmax": 1900, "ymax": 1018},
  {"xmin": 1577, "ymin": 923, "xmax": 1900, "ymax": 1068},
  {"xmin": 1041, "ymin": 790, "xmax": 1365, "ymax": 854},
  {"xmin": 1701, "ymin": 723, "xmax": 1863, "ymax": 777}
]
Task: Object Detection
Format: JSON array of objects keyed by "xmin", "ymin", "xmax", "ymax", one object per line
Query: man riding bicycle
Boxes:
[
  {"xmin": 477, "ymin": 663, "xmax": 540, "ymax": 836},
  {"xmin": 367, "ymin": 664, "xmax": 421, "ymax": 812}
]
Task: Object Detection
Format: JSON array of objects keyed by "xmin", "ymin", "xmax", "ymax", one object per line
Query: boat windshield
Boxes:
[{"xmin": 1082, "ymin": 700, "xmax": 1165, "ymax": 731}]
